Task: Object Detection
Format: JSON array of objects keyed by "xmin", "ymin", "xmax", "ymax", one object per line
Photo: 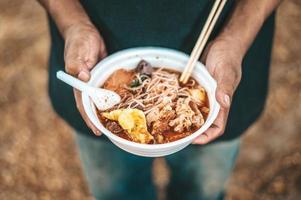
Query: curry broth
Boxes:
[{"xmin": 97, "ymin": 67, "xmax": 210, "ymax": 144}]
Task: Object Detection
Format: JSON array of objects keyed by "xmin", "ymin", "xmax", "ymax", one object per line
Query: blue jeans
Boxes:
[{"xmin": 75, "ymin": 133, "xmax": 240, "ymax": 200}]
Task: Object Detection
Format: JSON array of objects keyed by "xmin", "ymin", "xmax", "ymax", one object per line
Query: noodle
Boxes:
[{"xmin": 110, "ymin": 69, "xmax": 201, "ymax": 114}]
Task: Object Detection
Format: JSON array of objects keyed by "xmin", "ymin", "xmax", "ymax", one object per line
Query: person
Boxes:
[{"xmin": 38, "ymin": 0, "xmax": 282, "ymax": 199}]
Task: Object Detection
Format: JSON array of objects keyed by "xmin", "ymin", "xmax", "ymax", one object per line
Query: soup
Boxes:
[{"xmin": 96, "ymin": 60, "xmax": 209, "ymax": 144}]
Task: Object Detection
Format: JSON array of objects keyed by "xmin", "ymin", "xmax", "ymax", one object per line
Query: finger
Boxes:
[
  {"xmin": 216, "ymin": 88, "xmax": 231, "ymax": 108},
  {"xmin": 213, "ymin": 69, "xmax": 235, "ymax": 107},
  {"xmin": 65, "ymin": 54, "xmax": 90, "ymax": 78},
  {"xmin": 78, "ymin": 70, "xmax": 90, "ymax": 82},
  {"xmin": 99, "ymin": 43, "xmax": 107, "ymax": 60},
  {"xmin": 192, "ymin": 88, "xmax": 231, "ymax": 145},
  {"xmin": 84, "ymin": 39, "xmax": 107, "ymax": 70},
  {"xmin": 192, "ymin": 106, "xmax": 229, "ymax": 144},
  {"xmin": 65, "ymin": 41, "xmax": 96, "ymax": 78},
  {"xmin": 85, "ymin": 51, "xmax": 99, "ymax": 70},
  {"xmin": 85, "ymin": 43, "xmax": 104, "ymax": 70},
  {"xmin": 74, "ymin": 89, "xmax": 101, "ymax": 136},
  {"xmin": 86, "ymin": 43, "xmax": 107, "ymax": 70}
]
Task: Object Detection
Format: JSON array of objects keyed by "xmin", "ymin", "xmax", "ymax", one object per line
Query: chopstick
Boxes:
[{"xmin": 180, "ymin": 0, "xmax": 227, "ymax": 84}]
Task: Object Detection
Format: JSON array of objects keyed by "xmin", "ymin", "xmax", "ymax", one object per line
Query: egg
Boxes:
[
  {"xmin": 102, "ymin": 109, "xmax": 154, "ymax": 144},
  {"xmin": 102, "ymin": 109, "xmax": 123, "ymax": 121}
]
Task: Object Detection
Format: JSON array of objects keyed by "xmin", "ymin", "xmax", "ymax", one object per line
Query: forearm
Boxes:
[
  {"xmin": 38, "ymin": 0, "xmax": 93, "ymax": 39},
  {"xmin": 217, "ymin": 0, "xmax": 282, "ymax": 58}
]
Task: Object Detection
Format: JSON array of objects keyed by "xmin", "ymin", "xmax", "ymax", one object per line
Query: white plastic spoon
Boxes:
[{"xmin": 56, "ymin": 71, "xmax": 121, "ymax": 111}]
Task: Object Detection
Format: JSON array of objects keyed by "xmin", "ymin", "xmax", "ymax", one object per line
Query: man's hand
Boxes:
[
  {"xmin": 193, "ymin": 37, "xmax": 242, "ymax": 144},
  {"xmin": 37, "ymin": 0, "xmax": 107, "ymax": 135},
  {"xmin": 192, "ymin": 0, "xmax": 282, "ymax": 144},
  {"xmin": 64, "ymin": 22, "xmax": 107, "ymax": 135}
]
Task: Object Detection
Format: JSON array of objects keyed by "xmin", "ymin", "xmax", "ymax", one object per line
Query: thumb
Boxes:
[
  {"xmin": 213, "ymin": 68, "xmax": 240, "ymax": 108},
  {"xmin": 215, "ymin": 86, "xmax": 232, "ymax": 109},
  {"xmin": 66, "ymin": 58, "xmax": 91, "ymax": 82},
  {"xmin": 78, "ymin": 67, "xmax": 90, "ymax": 82},
  {"xmin": 64, "ymin": 43, "xmax": 91, "ymax": 82}
]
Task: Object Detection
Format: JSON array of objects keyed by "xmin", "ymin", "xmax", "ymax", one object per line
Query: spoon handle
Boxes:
[{"xmin": 56, "ymin": 71, "xmax": 90, "ymax": 92}]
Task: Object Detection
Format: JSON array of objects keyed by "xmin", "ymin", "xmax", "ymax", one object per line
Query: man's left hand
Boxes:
[{"xmin": 193, "ymin": 37, "xmax": 243, "ymax": 144}]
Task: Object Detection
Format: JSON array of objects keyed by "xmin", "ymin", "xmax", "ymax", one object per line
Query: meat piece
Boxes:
[
  {"xmin": 151, "ymin": 103, "xmax": 176, "ymax": 135},
  {"xmin": 169, "ymin": 114, "xmax": 192, "ymax": 132},
  {"xmin": 146, "ymin": 108, "xmax": 160, "ymax": 126},
  {"xmin": 106, "ymin": 121, "xmax": 124, "ymax": 134},
  {"xmin": 169, "ymin": 98, "xmax": 194, "ymax": 132},
  {"xmin": 192, "ymin": 115, "xmax": 204, "ymax": 129},
  {"xmin": 160, "ymin": 100, "xmax": 175, "ymax": 119},
  {"xmin": 136, "ymin": 60, "xmax": 153, "ymax": 76},
  {"xmin": 103, "ymin": 69, "xmax": 134, "ymax": 92},
  {"xmin": 169, "ymin": 98, "xmax": 204, "ymax": 132},
  {"xmin": 189, "ymin": 101, "xmax": 201, "ymax": 115},
  {"xmin": 189, "ymin": 101, "xmax": 205, "ymax": 128},
  {"xmin": 152, "ymin": 120, "xmax": 171, "ymax": 134}
]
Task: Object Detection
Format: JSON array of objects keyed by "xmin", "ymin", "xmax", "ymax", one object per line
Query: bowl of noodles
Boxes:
[{"xmin": 82, "ymin": 47, "xmax": 220, "ymax": 157}]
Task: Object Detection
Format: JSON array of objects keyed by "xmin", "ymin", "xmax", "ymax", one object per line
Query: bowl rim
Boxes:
[{"xmin": 82, "ymin": 47, "xmax": 220, "ymax": 150}]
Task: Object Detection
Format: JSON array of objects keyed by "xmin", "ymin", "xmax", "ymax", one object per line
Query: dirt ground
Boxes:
[{"xmin": 0, "ymin": 0, "xmax": 300, "ymax": 200}]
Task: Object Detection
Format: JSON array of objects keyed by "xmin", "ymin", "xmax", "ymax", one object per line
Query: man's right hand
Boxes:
[
  {"xmin": 37, "ymin": 0, "xmax": 107, "ymax": 135},
  {"xmin": 64, "ymin": 22, "xmax": 107, "ymax": 136}
]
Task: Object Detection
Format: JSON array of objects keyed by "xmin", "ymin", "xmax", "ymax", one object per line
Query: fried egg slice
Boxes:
[{"xmin": 102, "ymin": 109, "xmax": 154, "ymax": 144}]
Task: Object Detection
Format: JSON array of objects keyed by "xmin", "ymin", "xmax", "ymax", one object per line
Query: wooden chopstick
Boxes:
[
  {"xmin": 179, "ymin": 0, "xmax": 221, "ymax": 83},
  {"xmin": 180, "ymin": 0, "xmax": 227, "ymax": 84},
  {"xmin": 182, "ymin": 0, "xmax": 227, "ymax": 83}
]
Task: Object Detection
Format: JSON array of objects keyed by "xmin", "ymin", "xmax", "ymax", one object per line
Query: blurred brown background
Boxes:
[{"xmin": 0, "ymin": 0, "xmax": 300, "ymax": 200}]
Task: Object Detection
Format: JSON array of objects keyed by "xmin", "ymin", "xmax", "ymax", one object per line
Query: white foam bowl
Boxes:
[{"xmin": 82, "ymin": 47, "xmax": 220, "ymax": 157}]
